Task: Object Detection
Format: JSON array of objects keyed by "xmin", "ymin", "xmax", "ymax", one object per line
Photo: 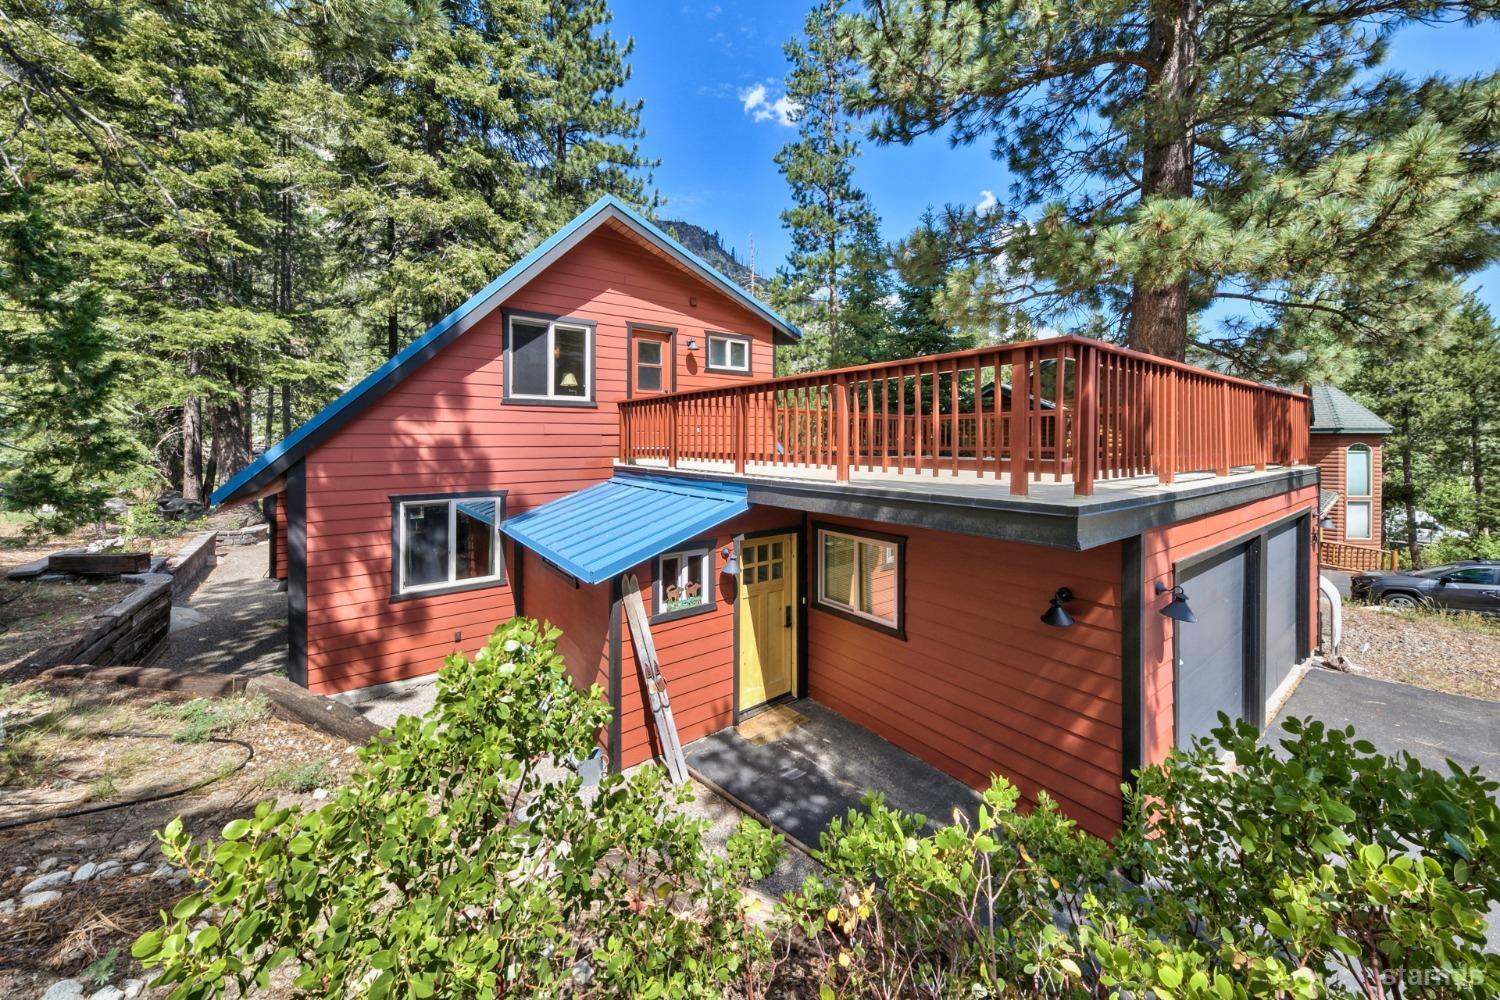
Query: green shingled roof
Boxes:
[{"xmin": 1310, "ymin": 384, "xmax": 1392, "ymax": 435}]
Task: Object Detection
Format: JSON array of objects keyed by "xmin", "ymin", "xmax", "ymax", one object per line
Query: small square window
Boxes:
[
  {"xmin": 654, "ymin": 546, "xmax": 715, "ymax": 621},
  {"xmin": 706, "ymin": 332, "xmax": 751, "ymax": 373}
]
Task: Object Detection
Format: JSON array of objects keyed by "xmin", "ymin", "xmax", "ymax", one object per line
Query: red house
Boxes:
[{"xmin": 215, "ymin": 197, "xmax": 1320, "ymax": 838}]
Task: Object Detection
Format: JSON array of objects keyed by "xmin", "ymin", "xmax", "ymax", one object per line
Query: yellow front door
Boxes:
[{"xmin": 737, "ymin": 533, "xmax": 797, "ymax": 711}]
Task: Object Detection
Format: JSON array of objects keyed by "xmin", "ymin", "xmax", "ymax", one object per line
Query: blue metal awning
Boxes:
[{"xmin": 501, "ymin": 476, "xmax": 750, "ymax": 585}]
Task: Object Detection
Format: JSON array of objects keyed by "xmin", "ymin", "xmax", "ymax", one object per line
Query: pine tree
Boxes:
[
  {"xmin": 1436, "ymin": 299, "xmax": 1500, "ymax": 535},
  {"xmin": 852, "ymin": 1, "xmax": 1500, "ymax": 364},
  {"xmin": 0, "ymin": 186, "xmax": 134, "ymax": 532},
  {"xmin": 528, "ymin": 0, "xmax": 659, "ymax": 220},
  {"xmin": 773, "ymin": 0, "xmax": 891, "ymax": 372}
]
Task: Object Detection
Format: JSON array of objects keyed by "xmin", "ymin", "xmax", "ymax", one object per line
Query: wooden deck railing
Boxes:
[{"xmin": 617, "ymin": 335, "xmax": 1310, "ymax": 497}]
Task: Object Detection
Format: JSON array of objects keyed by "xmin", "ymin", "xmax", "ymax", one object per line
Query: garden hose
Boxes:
[{"xmin": 0, "ymin": 731, "xmax": 254, "ymax": 831}]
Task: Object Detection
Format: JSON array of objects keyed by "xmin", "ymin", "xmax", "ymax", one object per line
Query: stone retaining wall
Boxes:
[
  {"xmin": 14, "ymin": 576, "xmax": 172, "ymax": 674},
  {"xmin": 164, "ymin": 530, "xmax": 217, "ymax": 601}
]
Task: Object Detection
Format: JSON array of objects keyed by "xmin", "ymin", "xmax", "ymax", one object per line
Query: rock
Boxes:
[
  {"xmin": 103, "ymin": 498, "xmax": 129, "ymax": 515},
  {"xmin": 94, "ymin": 861, "xmax": 123, "ymax": 880},
  {"xmin": 22, "ymin": 870, "xmax": 72, "ymax": 893},
  {"xmin": 72, "ymin": 862, "xmax": 98, "ymax": 882},
  {"xmin": 121, "ymin": 982, "xmax": 144, "ymax": 1000},
  {"xmin": 88, "ymin": 988, "xmax": 124, "ymax": 1000},
  {"xmin": 13, "ymin": 865, "xmax": 28, "ymax": 875},
  {"xmin": 37, "ymin": 856, "xmax": 59, "ymax": 873},
  {"xmin": 128, "ymin": 862, "xmax": 149, "ymax": 874},
  {"xmin": 22, "ymin": 890, "xmax": 62, "ymax": 908},
  {"xmin": 311, "ymin": 787, "xmax": 329, "ymax": 800},
  {"xmin": 0, "ymin": 898, "xmax": 14, "ymax": 913},
  {"xmin": 39, "ymin": 980, "xmax": 84, "ymax": 1000},
  {"xmin": 149, "ymin": 863, "xmax": 173, "ymax": 878}
]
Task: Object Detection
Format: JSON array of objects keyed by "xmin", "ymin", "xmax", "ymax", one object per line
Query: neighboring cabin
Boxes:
[
  {"xmin": 218, "ymin": 197, "xmax": 1321, "ymax": 839},
  {"xmin": 1308, "ymin": 385, "xmax": 1392, "ymax": 569}
]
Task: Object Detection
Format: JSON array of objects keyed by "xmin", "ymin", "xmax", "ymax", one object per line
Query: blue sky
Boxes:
[{"xmin": 614, "ymin": 1, "xmax": 1499, "ymax": 313}]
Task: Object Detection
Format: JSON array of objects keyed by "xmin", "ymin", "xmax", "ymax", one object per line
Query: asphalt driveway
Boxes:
[{"xmin": 1269, "ymin": 668, "xmax": 1500, "ymax": 780}]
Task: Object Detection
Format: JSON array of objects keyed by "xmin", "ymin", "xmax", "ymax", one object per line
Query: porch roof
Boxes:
[{"xmin": 501, "ymin": 476, "xmax": 749, "ymax": 584}]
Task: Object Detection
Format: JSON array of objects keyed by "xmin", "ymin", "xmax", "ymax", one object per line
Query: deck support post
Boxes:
[
  {"xmin": 1074, "ymin": 344, "xmax": 1098, "ymax": 496},
  {"xmin": 833, "ymin": 381, "xmax": 850, "ymax": 483},
  {"xmin": 1010, "ymin": 350, "xmax": 1031, "ymax": 496},
  {"xmin": 734, "ymin": 390, "xmax": 747, "ymax": 474},
  {"xmin": 667, "ymin": 397, "xmax": 679, "ymax": 469}
]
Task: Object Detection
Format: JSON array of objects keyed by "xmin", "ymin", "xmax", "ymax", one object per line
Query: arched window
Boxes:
[{"xmin": 1345, "ymin": 444, "xmax": 1373, "ymax": 539}]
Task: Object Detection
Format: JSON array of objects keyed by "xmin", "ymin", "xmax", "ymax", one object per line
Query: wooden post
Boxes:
[
  {"xmin": 668, "ymin": 397, "xmax": 679, "ymax": 468},
  {"xmin": 833, "ymin": 380, "xmax": 850, "ymax": 483},
  {"xmin": 734, "ymin": 390, "xmax": 747, "ymax": 474},
  {"xmin": 1216, "ymin": 385, "xmax": 1231, "ymax": 476},
  {"xmin": 1011, "ymin": 349, "xmax": 1031, "ymax": 496},
  {"xmin": 1074, "ymin": 345, "xmax": 1098, "ymax": 496}
]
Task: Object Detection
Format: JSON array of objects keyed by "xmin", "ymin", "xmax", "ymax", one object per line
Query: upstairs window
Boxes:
[
  {"xmin": 506, "ymin": 315, "xmax": 593, "ymax": 403},
  {"xmin": 1346, "ymin": 444, "xmax": 1372, "ymax": 497},
  {"xmin": 393, "ymin": 493, "xmax": 506, "ymax": 597},
  {"xmin": 1346, "ymin": 444, "xmax": 1373, "ymax": 540},
  {"xmin": 706, "ymin": 332, "xmax": 751, "ymax": 374}
]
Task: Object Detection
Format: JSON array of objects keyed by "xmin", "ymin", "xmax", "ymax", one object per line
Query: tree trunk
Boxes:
[
  {"xmin": 1400, "ymin": 403, "xmax": 1420, "ymax": 568},
  {"xmin": 211, "ymin": 393, "xmax": 254, "ymax": 493},
  {"xmin": 281, "ymin": 384, "xmax": 291, "ymax": 437},
  {"xmin": 387, "ymin": 311, "xmax": 399, "ymax": 359},
  {"xmin": 1126, "ymin": 0, "xmax": 1197, "ymax": 361},
  {"xmin": 182, "ymin": 392, "xmax": 203, "ymax": 503}
]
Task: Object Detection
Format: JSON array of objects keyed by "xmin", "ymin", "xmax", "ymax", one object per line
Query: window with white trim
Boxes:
[
  {"xmin": 506, "ymin": 315, "xmax": 592, "ymax": 401},
  {"xmin": 1346, "ymin": 444, "xmax": 1373, "ymax": 539},
  {"xmin": 395, "ymin": 495, "xmax": 505, "ymax": 595},
  {"xmin": 706, "ymin": 332, "xmax": 750, "ymax": 373},
  {"xmin": 816, "ymin": 527, "xmax": 901, "ymax": 631},
  {"xmin": 654, "ymin": 545, "xmax": 713, "ymax": 620}
]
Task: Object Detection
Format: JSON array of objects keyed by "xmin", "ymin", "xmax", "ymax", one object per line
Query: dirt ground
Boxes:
[
  {"xmin": 0, "ymin": 676, "xmax": 360, "ymax": 998},
  {"xmin": 1340, "ymin": 605, "xmax": 1500, "ymax": 702},
  {"xmin": 0, "ymin": 578, "xmax": 137, "ymax": 668}
]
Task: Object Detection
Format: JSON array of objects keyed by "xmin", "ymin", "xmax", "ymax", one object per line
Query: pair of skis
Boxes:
[{"xmin": 620, "ymin": 574, "xmax": 689, "ymax": 785}]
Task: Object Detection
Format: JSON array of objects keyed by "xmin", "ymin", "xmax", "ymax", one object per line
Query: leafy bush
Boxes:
[
  {"xmin": 786, "ymin": 716, "xmax": 1500, "ymax": 999},
  {"xmin": 1422, "ymin": 532, "xmax": 1500, "ymax": 567},
  {"xmin": 133, "ymin": 618, "xmax": 782, "ymax": 999}
]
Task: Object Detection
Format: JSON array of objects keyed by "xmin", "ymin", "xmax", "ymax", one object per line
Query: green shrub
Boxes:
[
  {"xmin": 785, "ymin": 716, "xmax": 1500, "ymax": 998},
  {"xmin": 257, "ymin": 759, "xmax": 336, "ymax": 793},
  {"xmin": 133, "ymin": 618, "xmax": 782, "ymax": 999},
  {"xmin": 1421, "ymin": 533, "xmax": 1500, "ymax": 567}
]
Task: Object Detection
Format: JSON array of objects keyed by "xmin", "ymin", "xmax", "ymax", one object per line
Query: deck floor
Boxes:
[
  {"xmin": 624, "ymin": 458, "xmax": 1305, "ymax": 509},
  {"xmin": 683, "ymin": 700, "xmax": 981, "ymax": 852}
]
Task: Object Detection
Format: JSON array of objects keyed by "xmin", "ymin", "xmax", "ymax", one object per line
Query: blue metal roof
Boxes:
[
  {"xmin": 211, "ymin": 195, "xmax": 800, "ymax": 507},
  {"xmin": 501, "ymin": 476, "xmax": 749, "ymax": 585}
]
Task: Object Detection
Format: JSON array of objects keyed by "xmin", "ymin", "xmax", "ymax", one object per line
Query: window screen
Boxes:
[
  {"xmin": 402, "ymin": 502, "xmax": 450, "ymax": 588},
  {"xmin": 509, "ymin": 320, "xmax": 550, "ymax": 397}
]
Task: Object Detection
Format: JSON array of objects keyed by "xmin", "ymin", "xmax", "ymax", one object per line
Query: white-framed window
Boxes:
[
  {"xmin": 1346, "ymin": 500, "xmax": 1372, "ymax": 540},
  {"xmin": 815, "ymin": 525, "xmax": 902, "ymax": 633},
  {"xmin": 654, "ymin": 545, "xmax": 714, "ymax": 620},
  {"xmin": 706, "ymin": 332, "xmax": 751, "ymax": 373},
  {"xmin": 505, "ymin": 314, "xmax": 593, "ymax": 402},
  {"xmin": 1345, "ymin": 443, "xmax": 1373, "ymax": 539},
  {"xmin": 393, "ymin": 494, "xmax": 505, "ymax": 596}
]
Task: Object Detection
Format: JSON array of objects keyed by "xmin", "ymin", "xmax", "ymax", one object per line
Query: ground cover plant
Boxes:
[{"xmin": 135, "ymin": 619, "xmax": 1500, "ymax": 998}]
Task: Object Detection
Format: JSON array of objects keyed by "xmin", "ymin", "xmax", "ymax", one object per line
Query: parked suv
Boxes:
[{"xmin": 1349, "ymin": 560, "xmax": 1500, "ymax": 615}]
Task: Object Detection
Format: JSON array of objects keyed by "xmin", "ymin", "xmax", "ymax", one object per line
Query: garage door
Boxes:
[
  {"xmin": 1263, "ymin": 520, "xmax": 1303, "ymax": 700},
  {"xmin": 1176, "ymin": 544, "xmax": 1250, "ymax": 749}
]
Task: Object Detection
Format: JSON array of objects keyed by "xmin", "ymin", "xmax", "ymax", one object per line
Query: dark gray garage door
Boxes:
[
  {"xmin": 1176, "ymin": 544, "xmax": 1250, "ymax": 749},
  {"xmin": 1263, "ymin": 520, "xmax": 1303, "ymax": 699}
]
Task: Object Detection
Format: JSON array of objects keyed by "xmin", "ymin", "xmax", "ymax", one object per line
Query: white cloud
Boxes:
[
  {"xmin": 976, "ymin": 189, "xmax": 998, "ymax": 213},
  {"xmin": 739, "ymin": 83, "xmax": 798, "ymax": 126}
]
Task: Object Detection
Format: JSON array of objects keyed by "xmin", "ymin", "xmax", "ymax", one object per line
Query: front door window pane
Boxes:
[{"xmin": 403, "ymin": 503, "xmax": 449, "ymax": 587}]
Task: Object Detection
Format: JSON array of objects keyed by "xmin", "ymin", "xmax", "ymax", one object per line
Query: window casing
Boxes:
[
  {"xmin": 815, "ymin": 526, "xmax": 902, "ymax": 634},
  {"xmin": 393, "ymin": 493, "xmax": 506, "ymax": 597},
  {"xmin": 653, "ymin": 545, "xmax": 714, "ymax": 622},
  {"xmin": 505, "ymin": 315, "xmax": 593, "ymax": 402},
  {"xmin": 706, "ymin": 332, "xmax": 751, "ymax": 373},
  {"xmin": 1345, "ymin": 444, "xmax": 1373, "ymax": 539}
]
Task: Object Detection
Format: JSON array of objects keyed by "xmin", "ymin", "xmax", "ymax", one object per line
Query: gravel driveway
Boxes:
[{"xmin": 1338, "ymin": 605, "xmax": 1500, "ymax": 702}]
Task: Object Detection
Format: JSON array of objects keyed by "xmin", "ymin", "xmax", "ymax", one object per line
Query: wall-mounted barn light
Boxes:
[
  {"xmin": 721, "ymin": 545, "xmax": 738, "ymax": 577},
  {"xmin": 1155, "ymin": 581, "xmax": 1198, "ymax": 624},
  {"xmin": 1318, "ymin": 515, "xmax": 1336, "ymax": 532},
  {"xmin": 686, "ymin": 338, "xmax": 700, "ymax": 352},
  {"xmin": 1040, "ymin": 587, "xmax": 1074, "ymax": 628}
]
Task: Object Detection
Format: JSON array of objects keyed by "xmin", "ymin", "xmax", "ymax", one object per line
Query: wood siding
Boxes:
[
  {"xmin": 1140, "ymin": 486, "xmax": 1320, "ymax": 764},
  {"xmin": 273, "ymin": 508, "xmax": 288, "ymax": 581},
  {"xmin": 805, "ymin": 514, "xmax": 1126, "ymax": 839},
  {"xmin": 614, "ymin": 508, "xmax": 801, "ymax": 767},
  {"xmin": 1310, "ymin": 434, "xmax": 1383, "ymax": 548},
  {"xmin": 298, "ymin": 225, "xmax": 777, "ymax": 692}
]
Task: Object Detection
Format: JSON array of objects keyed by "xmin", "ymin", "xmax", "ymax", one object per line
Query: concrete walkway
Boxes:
[{"xmin": 160, "ymin": 541, "xmax": 287, "ymax": 678}]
